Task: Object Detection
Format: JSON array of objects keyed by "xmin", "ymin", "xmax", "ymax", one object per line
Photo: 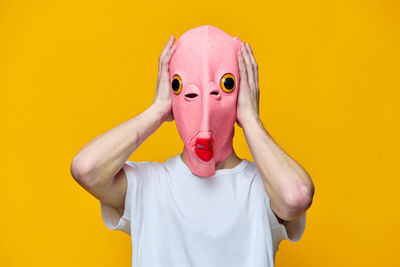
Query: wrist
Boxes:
[
  {"xmin": 148, "ymin": 102, "xmax": 170, "ymax": 124},
  {"xmin": 241, "ymin": 114, "xmax": 263, "ymax": 131}
]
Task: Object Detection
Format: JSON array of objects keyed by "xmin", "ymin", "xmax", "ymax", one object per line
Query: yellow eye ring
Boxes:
[
  {"xmin": 220, "ymin": 73, "xmax": 236, "ymax": 93},
  {"xmin": 171, "ymin": 74, "xmax": 183, "ymax": 95}
]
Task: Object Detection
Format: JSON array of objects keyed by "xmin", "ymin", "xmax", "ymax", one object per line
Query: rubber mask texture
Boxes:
[{"xmin": 169, "ymin": 25, "xmax": 243, "ymax": 177}]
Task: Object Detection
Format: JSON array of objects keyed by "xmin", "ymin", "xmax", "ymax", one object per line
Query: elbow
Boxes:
[
  {"xmin": 70, "ymin": 156, "xmax": 97, "ymax": 188},
  {"xmin": 284, "ymin": 177, "xmax": 315, "ymax": 218}
]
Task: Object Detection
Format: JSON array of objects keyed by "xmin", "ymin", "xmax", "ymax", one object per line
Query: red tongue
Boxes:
[
  {"xmin": 196, "ymin": 137, "xmax": 211, "ymax": 150},
  {"xmin": 195, "ymin": 137, "xmax": 213, "ymax": 161}
]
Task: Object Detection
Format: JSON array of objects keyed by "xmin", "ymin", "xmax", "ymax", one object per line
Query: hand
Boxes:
[
  {"xmin": 236, "ymin": 42, "xmax": 260, "ymax": 128},
  {"xmin": 152, "ymin": 35, "xmax": 176, "ymax": 122}
]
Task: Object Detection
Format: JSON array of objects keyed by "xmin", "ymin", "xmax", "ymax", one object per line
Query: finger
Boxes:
[
  {"xmin": 159, "ymin": 35, "xmax": 175, "ymax": 62},
  {"xmin": 240, "ymin": 43, "xmax": 256, "ymax": 90},
  {"xmin": 245, "ymin": 43, "xmax": 259, "ymax": 90},
  {"xmin": 158, "ymin": 36, "xmax": 174, "ymax": 70},
  {"xmin": 159, "ymin": 44, "xmax": 176, "ymax": 84},
  {"xmin": 158, "ymin": 36, "xmax": 176, "ymax": 85},
  {"xmin": 158, "ymin": 35, "xmax": 175, "ymax": 77},
  {"xmin": 237, "ymin": 49, "xmax": 249, "ymax": 90},
  {"xmin": 164, "ymin": 42, "xmax": 176, "ymax": 66}
]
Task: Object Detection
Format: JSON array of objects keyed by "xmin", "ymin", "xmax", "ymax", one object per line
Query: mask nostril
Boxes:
[
  {"xmin": 210, "ymin": 91, "xmax": 219, "ymax": 95},
  {"xmin": 185, "ymin": 93, "xmax": 198, "ymax": 98}
]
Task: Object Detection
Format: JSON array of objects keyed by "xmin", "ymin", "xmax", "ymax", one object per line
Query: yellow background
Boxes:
[{"xmin": 1, "ymin": 0, "xmax": 399, "ymax": 266}]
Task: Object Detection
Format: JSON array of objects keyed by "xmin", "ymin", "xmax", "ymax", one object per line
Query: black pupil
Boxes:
[
  {"xmin": 224, "ymin": 77, "xmax": 234, "ymax": 90},
  {"xmin": 172, "ymin": 79, "xmax": 180, "ymax": 91}
]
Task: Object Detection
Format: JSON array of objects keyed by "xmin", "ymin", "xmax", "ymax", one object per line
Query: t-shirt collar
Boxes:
[{"xmin": 174, "ymin": 153, "xmax": 249, "ymax": 177}]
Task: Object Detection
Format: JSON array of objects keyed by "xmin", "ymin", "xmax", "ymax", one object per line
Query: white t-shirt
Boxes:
[{"xmin": 100, "ymin": 154, "xmax": 306, "ymax": 267}]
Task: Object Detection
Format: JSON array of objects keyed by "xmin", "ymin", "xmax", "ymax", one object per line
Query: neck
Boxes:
[{"xmin": 180, "ymin": 148, "xmax": 242, "ymax": 170}]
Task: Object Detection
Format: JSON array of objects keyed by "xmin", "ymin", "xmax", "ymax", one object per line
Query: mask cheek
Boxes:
[
  {"xmin": 172, "ymin": 99, "xmax": 202, "ymax": 146},
  {"xmin": 216, "ymin": 96, "xmax": 237, "ymax": 124},
  {"xmin": 212, "ymin": 97, "xmax": 237, "ymax": 146}
]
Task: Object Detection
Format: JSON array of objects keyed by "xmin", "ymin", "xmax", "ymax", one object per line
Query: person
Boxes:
[{"xmin": 70, "ymin": 25, "xmax": 315, "ymax": 267}]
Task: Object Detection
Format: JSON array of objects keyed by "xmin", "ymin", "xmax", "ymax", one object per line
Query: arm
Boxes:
[
  {"xmin": 237, "ymin": 42, "xmax": 315, "ymax": 222},
  {"xmin": 70, "ymin": 35, "xmax": 176, "ymax": 216}
]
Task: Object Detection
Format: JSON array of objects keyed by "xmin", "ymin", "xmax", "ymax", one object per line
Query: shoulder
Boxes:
[
  {"xmin": 123, "ymin": 156, "xmax": 177, "ymax": 179},
  {"xmin": 243, "ymin": 160, "xmax": 267, "ymax": 188},
  {"xmin": 125, "ymin": 160, "xmax": 163, "ymax": 171},
  {"xmin": 244, "ymin": 159, "xmax": 258, "ymax": 173},
  {"xmin": 236, "ymin": 158, "xmax": 258, "ymax": 178}
]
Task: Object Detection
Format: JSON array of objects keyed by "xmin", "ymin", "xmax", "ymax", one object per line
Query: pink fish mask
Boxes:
[{"xmin": 169, "ymin": 25, "xmax": 243, "ymax": 177}]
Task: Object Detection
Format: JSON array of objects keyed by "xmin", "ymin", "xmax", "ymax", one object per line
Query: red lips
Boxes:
[{"xmin": 194, "ymin": 136, "xmax": 214, "ymax": 161}]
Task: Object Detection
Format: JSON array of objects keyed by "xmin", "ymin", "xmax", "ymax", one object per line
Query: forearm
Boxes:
[
  {"xmin": 242, "ymin": 117, "xmax": 314, "ymax": 221},
  {"xmin": 71, "ymin": 104, "xmax": 168, "ymax": 186}
]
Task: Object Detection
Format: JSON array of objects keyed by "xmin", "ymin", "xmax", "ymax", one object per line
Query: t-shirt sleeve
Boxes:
[
  {"xmin": 265, "ymin": 194, "xmax": 306, "ymax": 243},
  {"xmin": 99, "ymin": 161, "xmax": 141, "ymax": 236}
]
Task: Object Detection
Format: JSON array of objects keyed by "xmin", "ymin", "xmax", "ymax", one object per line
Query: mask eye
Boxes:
[
  {"xmin": 220, "ymin": 73, "xmax": 236, "ymax": 93},
  {"xmin": 171, "ymin": 74, "xmax": 183, "ymax": 95}
]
